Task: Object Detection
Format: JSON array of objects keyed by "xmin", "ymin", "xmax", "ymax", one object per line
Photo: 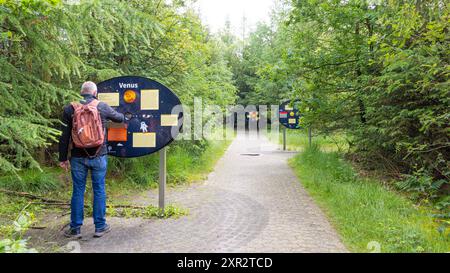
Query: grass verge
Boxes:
[
  {"xmin": 289, "ymin": 144, "xmax": 450, "ymax": 252},
  {"xmin": 267, "ymin": 129, "xmax": 349, "ymax": 152}
]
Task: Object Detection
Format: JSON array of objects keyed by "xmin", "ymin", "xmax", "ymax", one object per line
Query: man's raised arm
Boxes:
[{"xmin": 102, "ymin": 103, "xmax": 125, "ymax": 123}]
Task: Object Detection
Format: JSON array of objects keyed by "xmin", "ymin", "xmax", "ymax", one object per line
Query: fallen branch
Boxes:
[
  {"xmin": 60, "ymin": 211, "xmax": 71, "ymax": 217},
  {"xmin": 32, "ymin": 202, "xmax": 147, "ymax": 209},
  {"xmin": 107, "ymin": 204, "xmax": 147, "ymax": 209},
  {"xmin": 32, "ymin": 202, "xmax": 70, "ymax": 206},
  {"xmin": 0, "ymin": 188, "xmax": 64, "ymax": 203},
  {"xmin": 30, "ymin": 226, "xmax": 47, "ymax": 230}
]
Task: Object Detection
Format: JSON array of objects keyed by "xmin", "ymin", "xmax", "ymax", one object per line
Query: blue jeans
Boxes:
[{"xmin": 70, "ymin": 155, "xmax": 108, "ymax": 230}]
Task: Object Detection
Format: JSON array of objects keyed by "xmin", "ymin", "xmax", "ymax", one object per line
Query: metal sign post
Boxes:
[
  {"xmin": 283, "ymin": 127, "xmax": 287, "ymax": 151},
  {"xmin": 308, "ymin": 127, "xmax": 312, "ymax": 148},
  {"xmin": 159, "ymin": 147, "xmax": 166, "ymax": 212}
]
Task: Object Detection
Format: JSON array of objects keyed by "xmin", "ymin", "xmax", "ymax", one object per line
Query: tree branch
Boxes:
[
  {"xmin": 0, "ymin": 188, "xmax": 64, "ymax": 203},
  {"xmin": 0, "ymin": 188, "xmax": 148, "ymax": 209}
]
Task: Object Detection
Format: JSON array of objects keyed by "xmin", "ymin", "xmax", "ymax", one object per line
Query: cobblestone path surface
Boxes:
[{"xmin": 37, "ymin": 135, "xmax": 347, "ymax": 253}]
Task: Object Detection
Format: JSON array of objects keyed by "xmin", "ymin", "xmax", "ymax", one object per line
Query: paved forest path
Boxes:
[{"xmin": 36, "ymin": 134, "xmax": 347, "ymax": 252}]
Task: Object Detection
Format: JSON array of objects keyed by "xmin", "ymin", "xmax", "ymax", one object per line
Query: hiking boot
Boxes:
[
  {"xmin": 64, "ymin": 228, "xmax": 82, "ymax": 239},
  {"xmin": 94, "ymin": 224, "xmax": 111, "ymax": 238}
]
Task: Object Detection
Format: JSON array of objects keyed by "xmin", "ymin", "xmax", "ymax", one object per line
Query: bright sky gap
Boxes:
[{"xmin": 193, "ymin": 0, "xmax": 275, "ymax": 36}]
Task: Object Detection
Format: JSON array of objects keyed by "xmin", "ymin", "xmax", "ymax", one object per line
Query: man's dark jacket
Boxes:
[{"xmin": 58, "ymin": 94, "xmax": 125, "ymax": 162}]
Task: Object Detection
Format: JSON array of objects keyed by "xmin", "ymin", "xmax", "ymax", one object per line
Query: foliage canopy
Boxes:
[
  {"xmin": 0, "ymin": 0, "xmax": 237, "ymax": 173},
  {"xmin": 229, "ymin": 0, "xmax": 449, "ymax": 193}
]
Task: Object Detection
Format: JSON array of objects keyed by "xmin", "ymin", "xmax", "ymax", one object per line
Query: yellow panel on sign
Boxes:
[
  {"xmin": 98, "ymin": 93, "xmax": 119, "ymax": 107},
  {"xmin": 133, "ymin": 133, "xmax": 156, "ymax": 148},
  {"xmin": 161, "ymin": 115, "xmax": 179, "ymax": 126},
  {"xmin": 285, "ymin": 105, "xmax": 293, "ymax": 110},
  {"xmin": 141, "ymin": 89, "xmax": 159, "ymax": 110},
  {"xmin": 289, "ymin": 119, "xmax": 297, "ymax": 124}
]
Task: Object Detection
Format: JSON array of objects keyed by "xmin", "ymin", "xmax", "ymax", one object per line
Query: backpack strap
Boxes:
[
  {"xmin": 85, "ymin": 99, "xmax": 102, "ymax": 158},
  {"xmin": 83, "ymin": 146, "xmax": 102, "ymax": 159},
  {"xmin": 86, "ymin": 100, "xmax": 103, "ymax": 158},
  {"xmin": 71, "ymin": 99, "xmax": 99, "ymax": 109},
  {"xmin": 88, "ymin": 99, "xmax": 100, "ymax": 108},
  {"xmin": 70, "ymin": 102, "xmax": 82, "ymax": 112}
]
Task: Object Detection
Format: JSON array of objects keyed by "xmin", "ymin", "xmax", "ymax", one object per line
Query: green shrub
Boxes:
[
  {"xmin": 0, "ymin": 168, "xmax": 61, "ymax": 193},
  {"xmin": 396, "ymin": 168, "xmax": 448, "ymax": 201},
  {"xmin": 0, "ymin": 211, "xmax": 37, "ymax": 253}
]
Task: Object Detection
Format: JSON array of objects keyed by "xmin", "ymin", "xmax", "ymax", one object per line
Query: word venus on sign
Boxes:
[
  {"xmin": 97, "ymin": 76, "xmax": 183, "ymax": 158},
  {"xmin": 119, "ymin": 83, "xmax": 138, "ymax": 89}
]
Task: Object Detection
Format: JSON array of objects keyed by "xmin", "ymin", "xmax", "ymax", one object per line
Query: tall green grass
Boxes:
[
  {"xmin": 267, "ymin": 129, "xmax": 349, "ymax": 152},
  {"xmin": 290, "ymin": 145, "xmax": 450, "ymax": 252},
  {"xmin": 0, "ymin": 168, "xmax": 62, "ymax": 194}
]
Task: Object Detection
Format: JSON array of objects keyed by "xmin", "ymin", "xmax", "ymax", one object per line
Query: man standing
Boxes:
[{"xmin": 59, "ymin": 81, "xmax": 124, "ymax": 239}]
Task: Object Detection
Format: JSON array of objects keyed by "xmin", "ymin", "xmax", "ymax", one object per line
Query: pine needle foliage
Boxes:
[{"xmin": 0, "ymin": 0, "xmax": 237, "ymax": 174}]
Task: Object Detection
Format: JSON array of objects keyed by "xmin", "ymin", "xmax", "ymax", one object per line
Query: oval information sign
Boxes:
[
  {"xmin": 279, "ymin": 100, "xmax": 302, "ymax": 129},
  {"xmin": 97, "ymin": 76, "xmax": 183, "ymax": 158}
]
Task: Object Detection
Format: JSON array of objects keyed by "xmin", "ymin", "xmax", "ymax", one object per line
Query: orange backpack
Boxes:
[{"xmin": 71, "ymin": 100, "xmax": 105, "ymax": 155}]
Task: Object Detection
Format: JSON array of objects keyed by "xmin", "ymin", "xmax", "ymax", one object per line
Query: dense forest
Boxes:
[
  {"xmin": 227, "ymin": 0, "xmax": 449, "ymax": 200},
  {"xmin": 0, "ymin": 0, "xmax": 237, "ymax": 174},
  {"xmin": 0, "ymin": 0, "xmax": 448, "ymax": 207}
]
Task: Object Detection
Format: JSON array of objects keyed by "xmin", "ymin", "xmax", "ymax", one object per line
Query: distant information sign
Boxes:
[
  {"xmin": 279, "ymin": 100, "xmax": 302, "ymax": 129},
  {"xmin": 97, "ymin": 76, "xmax": 183, "ymax": 158}
]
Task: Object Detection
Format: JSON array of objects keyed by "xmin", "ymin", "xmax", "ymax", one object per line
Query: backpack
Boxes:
[{"xmin": 70, "ymin": 100, "xmax": 104, "ymax": 156}]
